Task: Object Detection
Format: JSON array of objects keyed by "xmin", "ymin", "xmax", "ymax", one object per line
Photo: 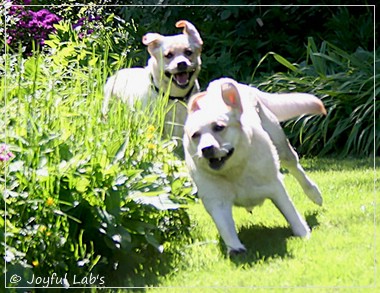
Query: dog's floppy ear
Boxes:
[
  {"xmin": 142, "ymin": 33, "xmax": 164, "ymax": 51},
  {"xmin": 221, "ymin": 82, "xmax": 243, "ymax": 113},
  {"xmin": 188, "ymin": 92, "xmax": 207, "ymax": 113},
  {"xmin": 176, "ymin": 20, "xmax": 203, "ymax": 48}
]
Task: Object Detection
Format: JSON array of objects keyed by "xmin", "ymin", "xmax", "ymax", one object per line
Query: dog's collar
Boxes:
[{"xmin": 150, "ymin": 75, "xmax": 195, "ymax": 102}]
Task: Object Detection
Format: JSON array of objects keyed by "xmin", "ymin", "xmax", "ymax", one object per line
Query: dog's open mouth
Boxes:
[
  {"xmin": 208, "ymin": 148, "xmax": 235, "ymax": 170},
  {"xmin": 165, "ymin": 70, "xmax": 194, "ymax": 88}
]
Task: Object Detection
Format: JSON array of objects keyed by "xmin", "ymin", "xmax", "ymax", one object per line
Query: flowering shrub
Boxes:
[{"xmin": 5, "ymin": 0, "xmax": 60, "ymax": 53}]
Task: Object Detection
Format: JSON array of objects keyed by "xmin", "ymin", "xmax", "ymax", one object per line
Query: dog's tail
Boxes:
[{"xmin": 257, "ymin": 91, "xmax": 326, "ymax": 122}]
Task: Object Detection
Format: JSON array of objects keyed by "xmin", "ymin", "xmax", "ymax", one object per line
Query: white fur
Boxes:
[
  {"xmin": 183, "ymin": 78, "xmax": 325, "ymax": 254},
  {"xmin": 103, "ymin": 67, "xmax": 155, "ymax": 108}
]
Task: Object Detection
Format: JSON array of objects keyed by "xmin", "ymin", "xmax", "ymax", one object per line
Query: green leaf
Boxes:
[
  {"xmin": 105, "ymin": 189, "xmax": 121, "ymax": 217},
  {"xmin": 76, "ymin": 177, "xmax": 90, "ymax": 193},
  {"xmin": 89, "ymin": 57, "xmax": 98, "ymax": 67},
  {"xmin": 272, "ymin": 53, "xmax": 300, "ymax": 73},
  {"xmin": 221, "ymin": 10, "xmax": 232, "ymax": 20},
  {"xmin": 133, "ymin": 193, "xmax": 180, "ymax": 210}
]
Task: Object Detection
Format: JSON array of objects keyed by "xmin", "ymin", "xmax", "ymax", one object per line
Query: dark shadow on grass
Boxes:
[
  {"xmin": 224, "ymin": 225, "xmax": 293, "ymax": 266},
  {"xmin": 225, "ymin": 211, "xmax": 321, "ymax": 266},
  {"xmin": 100, "ymin": 247, "xmax": 185, "ymax": 291},
  {"xmin": 305, "ymin": 210, "xmax": 321, "ymax": 231}
]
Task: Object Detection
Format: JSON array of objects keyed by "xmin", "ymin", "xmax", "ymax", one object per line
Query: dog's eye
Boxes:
[
  {"xmin": 184, "ymin": 49, "xmax": 193, "ymax": 56},
  {"xmin": 165, "ymin": 52, "xmax": 174, "ymax": 59},
  {"xmin": 191, "ymin": 132, "xmax": 201, "ymax": 140},
  {"xmin": 213, "ymin": 124, "xmax": 225, "ymax": 132}
]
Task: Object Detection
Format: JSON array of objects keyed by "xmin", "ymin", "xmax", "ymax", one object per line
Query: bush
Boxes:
[
  {"xmin": 252, "ymin": 38, "xmax": 378, "ymax": 157},
  {"xmin": 44, "ymin": 15, "xmax": 141, "ymax": 76},
  {"xmin": 1, "ymin": 43, "xmax": 194, "ymax": 288}
]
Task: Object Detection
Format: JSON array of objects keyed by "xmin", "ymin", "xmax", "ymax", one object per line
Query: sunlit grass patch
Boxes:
[{"xmin": 150, "ymin": 158, "xmax": 376, "ymax": 290}]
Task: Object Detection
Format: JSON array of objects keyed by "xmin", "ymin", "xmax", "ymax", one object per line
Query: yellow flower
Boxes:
[
  {"xmin": 147, "ymin": 125, "xmax": 156, "ymax": 133},
  {"xmin": 46, "ymin": 197, "xmax": 54, "ymax": 206},
  {"xmin": 147, "ymin": 143, "xmax": 156, "ymax": 150},
  {"xmin": 39, "ymin": 225, "xmax": 47, "ymax": 233},
  {"xmin": 32, "ymin": 260, "xmax": 39, "ymax": 267}
]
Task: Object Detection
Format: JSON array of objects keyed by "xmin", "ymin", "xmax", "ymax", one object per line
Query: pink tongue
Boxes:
[{"xmin": 175, "ymin": 72, "xmax": 189, "ymax": 85}]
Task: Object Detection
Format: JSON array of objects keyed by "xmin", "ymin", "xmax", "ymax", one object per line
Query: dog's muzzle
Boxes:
[
  {"xmin": 165, "ymin": 62, "xmax": 196, "ymax": 89},
  {"xmin": 201, "ymin": 146, "xmax": 235, "ymax": 170}
]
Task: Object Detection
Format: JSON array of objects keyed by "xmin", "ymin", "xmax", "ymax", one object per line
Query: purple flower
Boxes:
[
  {"xmin": 73, "ymin": 17, "xmax": 85, "ymax": 30},
  {"xmin": 35, "ymin": 9, "xmax": 49, "ymax": 21},
  {"xmin": 6, "ymin": 4, "xmax": 60, "ymax": 52},
  {"xmin": 0, "ymin": 144, "xmax": 14, "ymax": 162},
  {"xmin": 44, "ymin": 15, "xmax": 55, "ymax": 24}
]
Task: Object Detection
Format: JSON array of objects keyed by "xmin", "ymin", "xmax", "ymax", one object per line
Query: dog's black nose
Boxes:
[
  {"xmin": 177, "ymin": 61, "xmax": 188, "ymax": 72},
  {"xmin": 201, "ymin": 146, "xmax": 215, "ymax": 159}
]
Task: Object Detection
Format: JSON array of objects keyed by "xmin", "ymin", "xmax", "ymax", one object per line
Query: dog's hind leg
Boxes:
[
  {"xmin": 277, "ymin": 140, "xmax": 322, "ymax": 206},
  {"xmin": 257, "ymin": 102, "xmax": 323, "ymax": 206}
]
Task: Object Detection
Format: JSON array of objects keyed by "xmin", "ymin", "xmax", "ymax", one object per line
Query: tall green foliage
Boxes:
[
  {"xmin": 253, "ymin": 38, "xmax": 377, "ymax": 157},
  {"xmin": 1, "ymin": 31, "xmax": 193, "ymax": 287}
]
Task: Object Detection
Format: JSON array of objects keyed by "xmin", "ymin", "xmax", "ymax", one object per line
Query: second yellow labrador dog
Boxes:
[{"xmin": 103, "ymin": 20, "xmax": 203, "ymax": 138}]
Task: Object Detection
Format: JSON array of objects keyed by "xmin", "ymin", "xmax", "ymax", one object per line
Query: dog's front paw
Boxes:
[{"xmin": 228, "ymin": 246, "xmax": 247, "ymax": 256}]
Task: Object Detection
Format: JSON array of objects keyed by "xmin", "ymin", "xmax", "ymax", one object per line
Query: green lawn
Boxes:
[{"xmin": 142, "ymin": 158, "xmax": 377, "ymax": 292}]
